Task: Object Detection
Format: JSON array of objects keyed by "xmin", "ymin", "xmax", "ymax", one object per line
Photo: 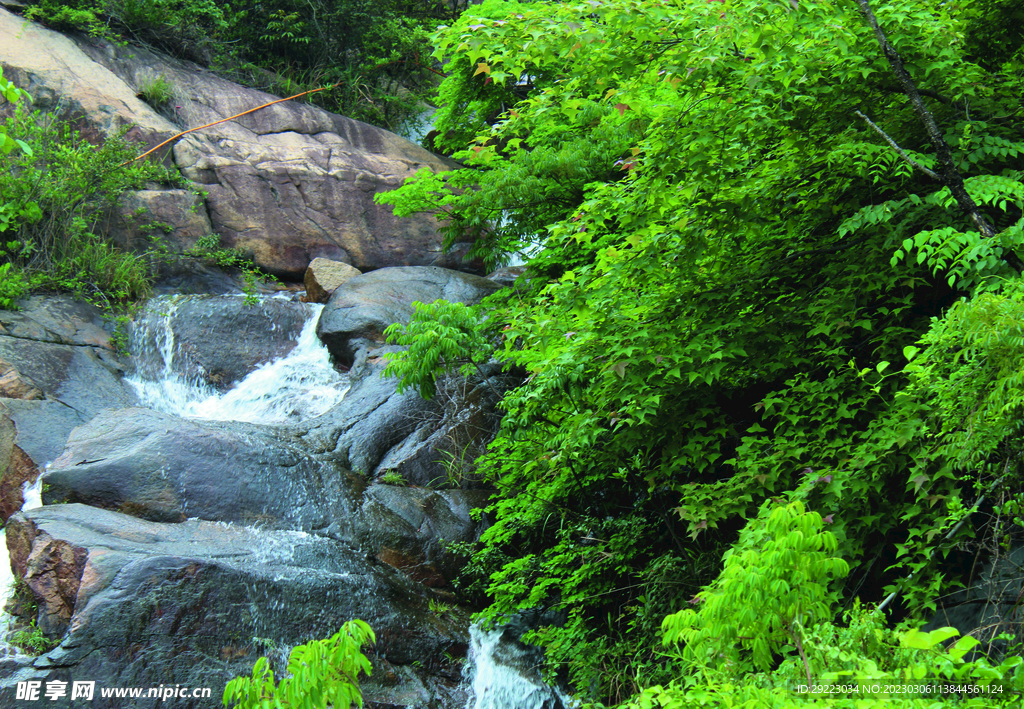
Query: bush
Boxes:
[
  {"xmin": 223, "ymin": 620, "xmax": 375, "ymax": 709},
  {"xmin": 0, "ymin": 100, "xmax": 186, "ymax": 307}
]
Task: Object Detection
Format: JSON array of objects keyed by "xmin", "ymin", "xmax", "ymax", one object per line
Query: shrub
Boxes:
[
  {"xmin": 223, "ymin": 620, "xmax": 375, "ymax": 709},
  {"xmin": 0, "ymin": 99, "xmax": 186, "ymax": 307}
]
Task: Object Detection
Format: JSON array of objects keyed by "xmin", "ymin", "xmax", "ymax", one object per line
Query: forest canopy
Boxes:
[{"xmin": 378, "ymin": 0, "xmax": 1024, "ymax": 705}]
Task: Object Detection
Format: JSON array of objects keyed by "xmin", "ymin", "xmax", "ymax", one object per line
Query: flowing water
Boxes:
[
  {"xmin": 3, "ymin": 294, "xmax": 569, "ymax": 707},
  {"xmin": 462, "ymin": 624, "xmax": 572, "ymax": 709},
  {"xmin": 126, "ymin": 296, "xmax": 349, "ymax": 425},
  {"xmin": 1, "ymin": 476, "xmax": 43, "ymax": 654}
]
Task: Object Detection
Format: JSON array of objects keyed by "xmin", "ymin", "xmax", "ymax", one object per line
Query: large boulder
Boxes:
[
  {"xmin": 0, "ymin": 299, "xmax": 137, "ymax": 460},
  {"xmin": 3, "ymin": 504, "xmax": 469, "ymax": 708},
  {"xmin": 0, "ymin": 337, "xmax": 135, "ymax": 417},
  {"xmin": 0, "ymin": 7, "xmax": 477, "ymax": 280},
  {"xmin": 128, "ymin": 295, "xmax": 311, "ymax": 390},
  {"xmin": 42, "ymin": 408, "xmax": 361, "ymax": 537},
  {"xmin": 316, "ymin": 266, "xmax": 501, "ymax": 367},
  {"xmin": 304, "ymin": 266, "xmax": 510, "ymax": 486}
]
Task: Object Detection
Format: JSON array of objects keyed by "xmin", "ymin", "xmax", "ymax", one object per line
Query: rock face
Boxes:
[
  {"xmin": 4, "ymin": 505, "xmax": 470, "ymax": 709},
  {"xmin": 925, "ymin": 543, "xmax": 1024, "ymax": 658},
  {"xmin": 305, "ymin": 266, "xmax": 511, "ymax": 488},
  {"xmin": 0, "ymin": 7, "xmax": 475, "ymax": 280}
]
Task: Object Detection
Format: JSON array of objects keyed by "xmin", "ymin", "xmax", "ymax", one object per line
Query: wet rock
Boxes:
[
  {"xmin": 42, "ymin": 408, "xmax": 361, "ymax": 537},
  {"xmin": 299, "ymin": 353, "xmax": 433, "ymax": 475},
  {"xmin": 0, "ymin": 336, "xmax": 136, "ymax": 418},
  {"xmin": 0, "ymin": 360, "xmax": 43, "ymax": 400},
  {"xmin": 2, "ymin": 504, "xmax": 469, "ymax": 708},
  {"xmin": 316, "ymin": 266, "xmax": 501, "ymax": 367},
  {"xmin": 304, "ymin": 257, "xmax": 362, "ymax": 304},
  {"xmin": 0, "ymin": 399, "xmax": 88, "ymax": 469},
  {"xmin": 356, "ymin": 485, "xmax": 492, "ymax": 587},
  {"xmin": 0, "ymin": 414, "xmax": 39, "ymax": 523},
  {"xmin": 304, "ymin": 266, "xmax": 505, "ymax": 485},
  {"xmin": 371, "ymin": 370, "xmax": 510, "ymax": 488},
  {"xmin": 299, "ymin": 352, "xmax": 514, "ymax": 492},
  {"xmin": 128, "ymin": 295, "xmax": 309, "ymax": 390},
  {"xmin": 5, "ymin": 515, "xmax": 87, "ymax": 636}
]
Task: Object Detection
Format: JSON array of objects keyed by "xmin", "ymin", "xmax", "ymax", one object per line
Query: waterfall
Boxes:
[
  {"xmin": 462, "ymin": 624, "xmax": 573, "ymax": 709},
  {"xmin": 1, "ymin": 476, "xmax": 44, "ymax": 654},
  {"xmin": 126, "ymin": 296, "xmax": 349, "ymax": 425}
]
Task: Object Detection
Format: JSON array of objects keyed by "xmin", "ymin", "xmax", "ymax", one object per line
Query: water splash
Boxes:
[
  {"xmin": 127, "ymin": 296, "xmax": 349, "ymax": 425},
  {"xmin": 463, "ymin": 623, "xmax": 571, "ymax": 709},
  {"xmin": 1, "ymin": 476, "xmax": 46, "ymax": 655}
]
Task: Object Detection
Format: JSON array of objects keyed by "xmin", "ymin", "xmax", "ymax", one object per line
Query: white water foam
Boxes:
[
  {"xmin": 1, "ymin": 476, "xmax": 44, "ymax": 652},
  {"xmin": 127, "ymin": 298, "xmax": 349, "ymax": 425},
  {"xmin": 463, "ymin": 623, "xmax": 573, "ymax": 709}
]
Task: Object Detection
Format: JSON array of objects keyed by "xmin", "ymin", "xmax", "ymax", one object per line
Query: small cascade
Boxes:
[
  {"xmin": 1, "ymin": 476, "xmax": 44, "ymax": 654},
  {"xmin": 127, "ymin": 295, "xmax": 349, "ymax": 425},
  {"xmin": 462, "ymin": 624, "xmax": 572, "ymax": 709}
]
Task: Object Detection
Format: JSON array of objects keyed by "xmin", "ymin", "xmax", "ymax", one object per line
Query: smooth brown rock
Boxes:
[
  {"xmin": 6, "ymin": 515, "xmax": 88, "ymax": 636},
  {"xmin": 304, "ymin": 257, "xmax": 362, "ymax": 303}
]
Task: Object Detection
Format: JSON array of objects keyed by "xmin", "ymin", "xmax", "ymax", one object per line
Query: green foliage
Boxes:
[
  {"xmin": 223, "ymin": 619, "xmax": 375, "ymax": 709},
  {"xmin": 624, "ymin": 608, "xmax": 1023, "ymax": 708},
  {"xmin": 137, "ymin": 74, "xmax": 175, "ymax": 107},
  {"xmin": 25, "ymin": 0, "xmax": 229, "ymax": 61},
  {"xmin": 384, "ymin": 300, "xmax": 493, "ymax": 399},
  {"xmin": 379, "ymin": 470, "xmax": 408, "ymax": 486},
  {"xmin": 8, "ymin": 619, "xmax": 60, "ymax": 655},
  {"xmin": 0, "ymin": 103, "xmax": 179, "ymax": 307},
  {"xmin": 18, "ymin": 0, "xmax": 451, "ymax": 133},
  {"xmin": 664, "ymin": 500, "xmax": 849, "ymax": 675},
  {"xmin": 428, "ymin": 597, "xmax": 452, "ymax": 615},
  {"xmin": 379, "ymin": 0, "xmax": 1024, "ymax": 701},
  {"xmin": 183, "ymin": 234, "xmax": 278, "ymax": 305}
]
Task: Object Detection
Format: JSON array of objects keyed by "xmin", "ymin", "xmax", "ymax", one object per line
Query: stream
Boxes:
[{"xmin": 2, "ymin": 293, "xmax": 565, "ymax": 709}]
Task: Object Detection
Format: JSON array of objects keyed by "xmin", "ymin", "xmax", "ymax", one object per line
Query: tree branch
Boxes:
[
  {"xmin": 853, "ymin": 0, "xmax": 1024, "ymax": 273},
  {"xmin": 854, "ymin": 110, "xmax": 941, "ymax": 180}
]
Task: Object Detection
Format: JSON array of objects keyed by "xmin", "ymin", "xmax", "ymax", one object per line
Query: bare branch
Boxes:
[{"xmin": 854, "ymin": 110, "xmax": 941, "ymax": 180}]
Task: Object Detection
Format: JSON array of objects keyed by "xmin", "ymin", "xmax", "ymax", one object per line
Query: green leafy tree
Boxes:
[{"xmin": 381, "ymin": 0, "xmax": 1024, "ymax": 700}]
